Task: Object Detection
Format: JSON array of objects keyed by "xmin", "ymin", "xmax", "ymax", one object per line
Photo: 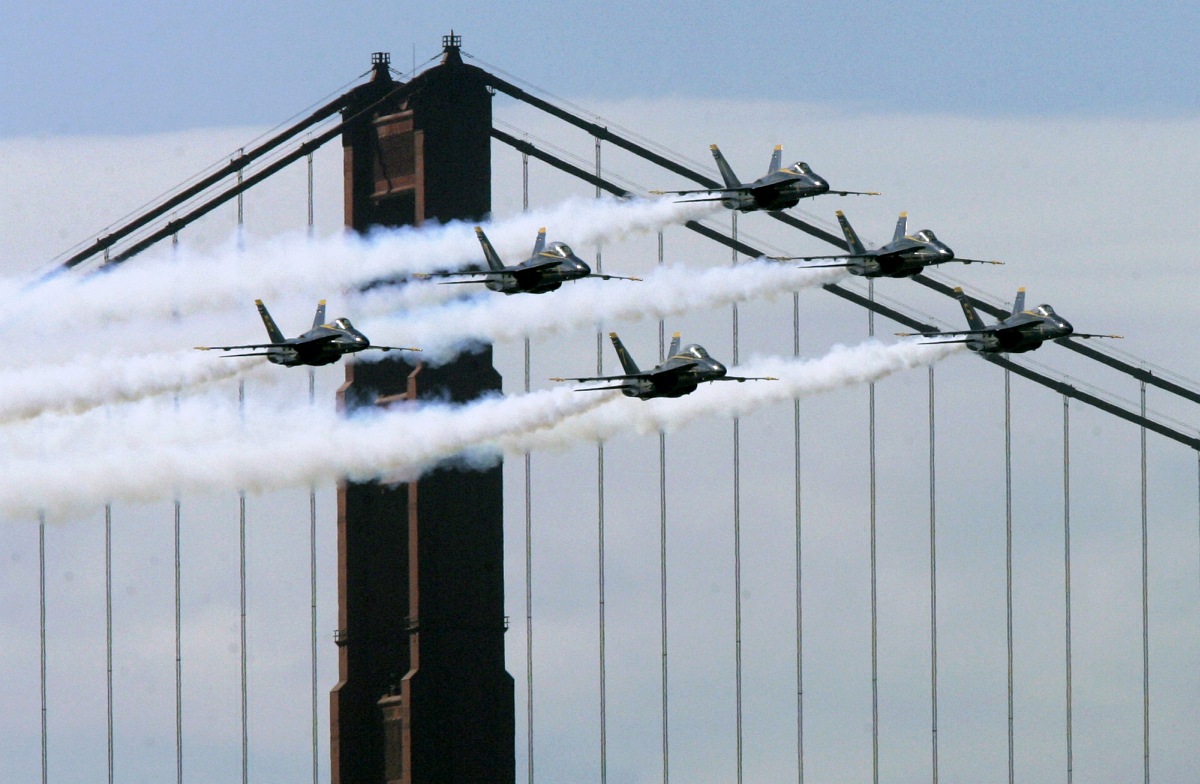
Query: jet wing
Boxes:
[
  {"xmin": 896, "ymin": 321, "xmax": 1032, "ymax": 340},
  {"xmin": 709, "ymin": 375, "xmax": 779, "ymax": 382},
  {"xmin": 646, "ymin": 360, "xmax": 701, "ymax": 380},
  {"xmin": 195, "ymin": 334, "xmax": 338, "ymax": 352},
  {"xmin": 571, "ymin": 383, "xmax": 636, "ymax": 392},
  {"xmin": 650, "ymin": 187, "xmax": 745, "ymax": 197},
  {"xmin": 516, "ymin": 257, "xmax": 570, "ymax": 273},
  {"xmin": 933, "ymin": 257, "xmax": 1003, "ymax": 266},
  {"xmin": 893, "ymin": 328, "xmax": 993, "ymax": 339},
  {"xmin": 769, "ymin": 253, "xmax": 871, "ymax": 267},
  {"xmin": 827, "ymin": 189, "xmax": 882, "ymax": 197},
  {"xmin": 416, "ymin": 267, "xmax": 517, "ymax": 280},
  {"xmin": 418, "ymin": 257, "xmax": 565, "ymax": 281},
  {"xmin": 550, "ymin": 373, "xmax": 647, "ymax": 383},
  {"xmin": 196, "ymin": 342, "xmax": 288, "ymax": 352},
  {"xmin": 551, "ymin": 359, "xmax": 700, "ymax": 385}
]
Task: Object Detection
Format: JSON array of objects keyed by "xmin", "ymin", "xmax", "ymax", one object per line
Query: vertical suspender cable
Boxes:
[
  {"xmin": 595, "ymin": 136, "xmax": 609, "ymax": 784},
  {"xmin": 238, "ymin": 378, "xmax": 248, "ymax": 784},
  {"xmin": 928, "ymin": 367, "xmax": 938, "ymax": 784},
  {"xmin": 1006, "ymin": 371, "xmax": 1014, "ymax": 784},
  {"xmin": 869, "ymin": 282, "xmax": 879, "ymax": 784},
  {"xmin": 1063, "ymin": 396, "xmax": 1073, "ymax": 784},
  {"xmin": 307, "ymin": 152, "xmax": 319, "ymax": 784},
  {"xmin": 522, "ymin": 150, "xmax": 535, "ymax": 784},
  {"xmin": 1140, "ymin": 382, "xmax": 1149, "ymax": 784},
  {"xmin": 172, "ymin": 231, "xmax": 184, "ymax": 784},
  {"xmin": 730, "ymin": 212, "xmax": 743, "ymax": 784},
  {"xmin": 39, "ymin": 511, "xmax": 47, "ymax": 784},
  {"xmin": 237, "ymin": 169, "xmax": 249, "ymax": 784},
  {"xmin": 308, "ymin": 368, "xmax": 318, "ymax": 784},
  {"xmin": 106, "ymin": 502, "xmax": 114, "ymax": 784},
  {"xmin": 306, "ymin": 152, "xmax": 315, "ymax": 233},
  {"xmin": 793, "ymin": 289, "xmax": 805, "ymax": 784},
  {"xmin": 104, "ymin": 246, "xmax": 114, "ymax": 784},
  {"xmin": 662, "ymin": 230, "xmax": 672, "ymax": 782}
]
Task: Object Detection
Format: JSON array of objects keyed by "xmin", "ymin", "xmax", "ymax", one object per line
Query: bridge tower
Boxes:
[{"xmin": 331, "ymin": 36, "xmax": 515, "ymax": 784}]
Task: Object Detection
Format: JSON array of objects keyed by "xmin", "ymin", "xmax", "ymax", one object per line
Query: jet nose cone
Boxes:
[
  {"xmin": 938, "ymin": 243, "xmax": 954, "ymax": 258},
  {"xmin": 1058, "ymin": 318, "xmax": 1073, "ymax": 334},
  {"xmin": 709, "ymin": 359, "xmax": 728, "ymax": 377}
]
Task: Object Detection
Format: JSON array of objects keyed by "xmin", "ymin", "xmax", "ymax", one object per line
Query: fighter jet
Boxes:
[
  {"xmin": 651, "ymin": 144, "xmax": 878, "ymax": 212},
  {"xmin": 416, "ymin": 227, "xmax": 639, "ymax": 294},
  {"xmin": 551, "ymin": 331, "xmax": 776, "ymax": 399},
  {"xmin": 895, "ymin": 287, "xmax": 1121, "ymax": 354},
  {"xmin": 771, "ymin": 211, "xmax": 1002, "ymax": 278},
  {"xmin": 195, "ymin": 300, "xmax": 420, "ymax": 366}
]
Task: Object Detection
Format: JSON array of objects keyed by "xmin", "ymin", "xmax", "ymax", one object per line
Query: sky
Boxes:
[
  {"xmin": 3, "ymin": 4, "xmax": 1200, "ymax": 784},
  {"xmin": 3, "ymin": 1, "xmax": 1200, "ymax": 137}
]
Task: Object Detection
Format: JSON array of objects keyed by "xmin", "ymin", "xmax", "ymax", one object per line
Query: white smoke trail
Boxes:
[
  {"xmin": 4, "ymin": 245, "xmax": 825, "ymax": 415},
  {"xmin": 14, "ymin": 196, "xmax": 716, "ymax": 333},
  {"xmin": 498, "ymin": 340, "xmax": 964, "ymax": 450},
  {"xmin": 358, "ymin": 260, "xmax": 847, "ymax": 363},
  {"xmin": 0, "ymin": 339, "xmax": 958, "ymax": 522},
  {"xmin": 0, "ymin": 385, "xmax": 616, "ymax": 522},
  {"xmin": 0, "ymin": 350, "xmax": 264, "ymax": 424}
]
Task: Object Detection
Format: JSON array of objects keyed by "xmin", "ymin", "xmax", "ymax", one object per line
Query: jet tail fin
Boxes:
[
  {"xmin": 475, "ymin": 227, "xmax": 506, "ymax": 271},
  {"xmin": 667, "ymin": 331, "xmax": 681, "ymax": 358},
  {"xmin": 312, "ymin": 299, "xmax": 327, "ymax": 329},
  {"xmin": 609, "ymin": 332, "xmax": 641, "ymax": 375},
  {"xmin": 255, "ymin": 299, "xmax": 287, "ymax": 343},
  {"xmin": 835, "ymin": 211, "xmax": 867, "ymax": 255},
  {"xmin": 531, "ymin": 227, "xmax": 547, "ymax": 257},
  {"xmin": 893, "ymin": 212, "xmax": 908, "ymax": 243},
  {"xmin": 767, "ymin": 145, "xmax": 783, "ymax": 175},
  {"xmin": 1012, "ymin": 287, "xmax": 1026, "ymax": 316},
  {"xmin": 710, "ymin": 145, "xmax": 740, "ymax": 188},
  {"xmin": 953, "ymin": 287, "xmax": 987, "ymax": 331}
]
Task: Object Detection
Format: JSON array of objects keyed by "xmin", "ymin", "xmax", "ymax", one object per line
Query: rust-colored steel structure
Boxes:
[{"xmin": 331, "ymin": 39, "xmax": 514, "ymax": 784}]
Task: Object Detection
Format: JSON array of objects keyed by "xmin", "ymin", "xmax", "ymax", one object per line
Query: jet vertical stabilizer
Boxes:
[
  {"xmin": 710, "ymin": 144, "xmax": 741, "ymax": 189},
  {"xmin": 1012, "ymin": 287, "xmax": 1027, "ymax": 316},
  {"xmin": 609, "ymin": 332, "xmax": 641, "ymax": 375},
  {"xmin": 835, "ymin": 211, "xmax": 867, "ymax": 256},
  {"xmin": 475, "ymin": 227, "xmax": 507, "ymax": 271},
  {"xmin": 767, "ymin": 145, "xmax": 783, "ymax": 175},
  {"xmin": 530, "ymin": 227, "xmax": 547, "ymax": 256},
  {"xmin": 892, "ymin": 212, "xmax": 908, "ymax": 243},
  {"xmin": 255, "ymin": 299, "xmax": 287, "ymax": 343},
  {"xmin": 312, "ymin": 299, "xmax": 327, "ymax": 329},
  {"xmin": 953, "ymin": 287, "xmax": 987, "ymax": 331}
]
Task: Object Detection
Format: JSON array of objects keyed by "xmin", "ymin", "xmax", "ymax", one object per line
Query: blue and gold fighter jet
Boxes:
[
  {"xmin": 195, "ymin": 300, "xmax": 419, "ymax": 366},
  {"xmin": 417, "ymin": 227, "xmax": 639, "ymax": 294},
  {"xmin": 897, "ymin": 288, "xmax": 1121, "ymax": 353},
  {"xmin": 552, "ymin": 331, "xmax": 776, "ymax": 399},
  {"xmin": 652, "ymin": 144, "xmax": 878, "ymax": 212},
  {"xmin": 771, "ymin": 211, "xmax": 1002, "ymax": 278}
]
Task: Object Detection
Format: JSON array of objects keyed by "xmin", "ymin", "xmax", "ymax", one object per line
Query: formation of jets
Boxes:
[{"xmin": 195, "ymin": 141, "xmax": 1122, "ymax": 387}]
